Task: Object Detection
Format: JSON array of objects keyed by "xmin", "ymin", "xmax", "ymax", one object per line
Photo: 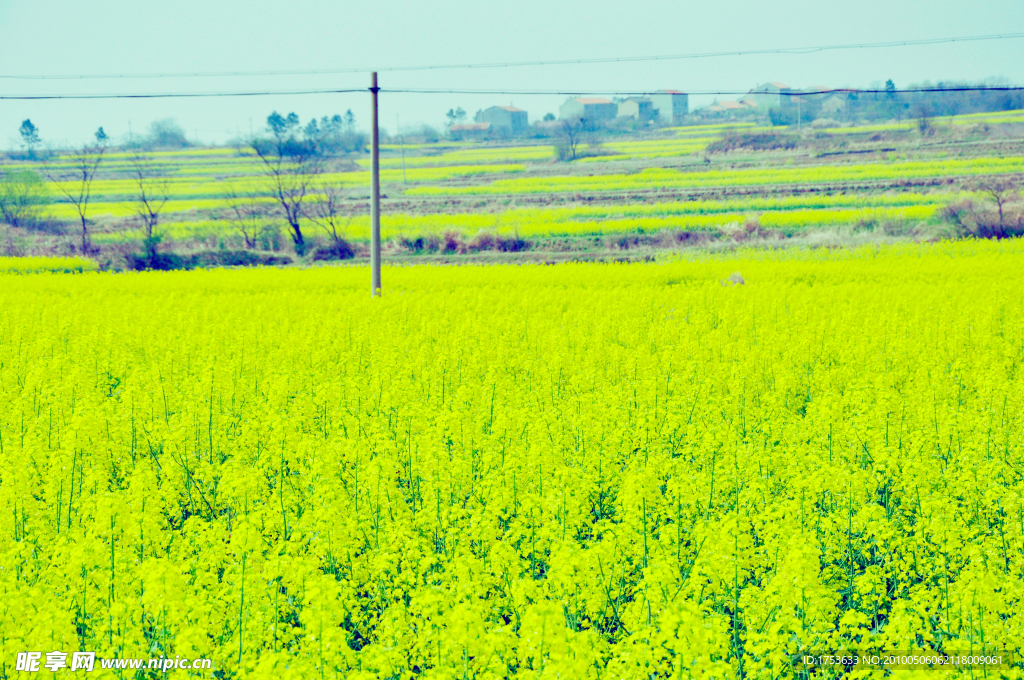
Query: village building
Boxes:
[
  {"xmin": 559, "ymin": 97, "xmax": 617, "ymax": 122},
  {"xmin": 649, "ymin": 90, "xmax": 689, "ymax": 124},
  {"xmin": 748, "ymin": 82, "xmax": 793, "ymax": 110},
  {"xmin": 617, "ymin": 97, "xmax": 655, "ymax": 121},
  {"xmin": 704, "ymin": 99, "xmax": 757, "ymax": 115},
  {"xmin": 476, "ymin": 106, "xmax": 528, "ymax": 134},
  {"xmin": 449, "ymin": 122, "xmax": 491, "ymax": 140},
  {"xmin": 817, "ymin": 90, "xmax": 854, "ymax": 117}
]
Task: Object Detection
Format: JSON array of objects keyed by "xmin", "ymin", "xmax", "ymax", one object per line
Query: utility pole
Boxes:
[
  {"xmin": 397, "ymin": 114, "xmax": 407, "ymax": 184},
  {"xmin": 370, "ymin": 71, "xmax": 381, "ymax": 297}
]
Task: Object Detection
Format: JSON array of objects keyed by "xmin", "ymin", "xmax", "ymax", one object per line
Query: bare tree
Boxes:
[
  {"xmin": 941, "ymin": 179, "xmax": 1023, "ymax": 239},
  {"xmin": 43, "ymin": 128, "xmax": 108, "ymax": 253},
  {"xmin": 127, "ymin": 153, "xmax": 170, "ymax": 262},
  {"xmin": 224, "ymin": 186, "xmax": 271, "ymax": 249},
  {"xmin": 914, "ymin": 104, "xmax": 933, "ymax": 137},
  {"xmin": 553, "ymin": 118, "xmax": 587, "ymax": 161},
  {"xmin": 306, "ymin": 184, "xmax": 354, "ymax": 258},
  {"xmin": 976, "ymin": 177, "xmax": 1019, "ymax": 229},
  {"xmin": 251, "ymin": 112, "xmax": 323, "ymax": 255}
]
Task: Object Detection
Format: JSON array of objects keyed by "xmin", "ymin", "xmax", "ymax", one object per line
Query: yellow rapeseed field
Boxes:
[
  {"xmin": 1, "ymin": 241, "xmax": 1023, "ymax": 678},
  {"xmin": 0, "ymin": 256, "xmax": 97, "ymax": 274}
]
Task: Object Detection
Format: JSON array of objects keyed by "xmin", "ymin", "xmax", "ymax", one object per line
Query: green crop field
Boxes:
[{"xmin": 4, "ymin": 241, "xmax": 1024, "ymax": 676}]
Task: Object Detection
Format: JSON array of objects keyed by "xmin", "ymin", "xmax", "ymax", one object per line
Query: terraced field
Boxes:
[{"xmin": 4, "ymin": 108, "xmax": 1024, "ymax": 256}]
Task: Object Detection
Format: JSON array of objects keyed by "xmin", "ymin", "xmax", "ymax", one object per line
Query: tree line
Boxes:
[
  {"xmin": 766, "ymin": 80, "xmax": 1024, "ymax": 127},
  {"xmin": 0, "ymin": 111, "xmax": 368, "ymax": 263}
]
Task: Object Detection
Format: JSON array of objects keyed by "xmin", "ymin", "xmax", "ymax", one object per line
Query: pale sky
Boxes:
[{"xmin": 1, "ymin": 0, "xmax": 1023, "ymax": 147}]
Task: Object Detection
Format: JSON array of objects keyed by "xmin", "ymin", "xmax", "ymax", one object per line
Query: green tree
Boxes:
[
  {"xmin": 0, "ymin": 169, "xmax": 46, "ymax": 228},
  {"xmin": 884, "ymin": 80, "xmax": 903, "ymax": 122},
  {"xmin": 146, "ymin": 119, "xmax": 189, "ymax": 149},
  {"xmin": 18, "ymin": 119, "xmax": 41, "ymax": 158},
  {"xmin": 267, "ymin": 111, "xmax": 300, "ymax": 139},
  {"xmin": 302, "ymin": 114, "xmax": 366, "ymax": 155},
  {"xmin": 444, "ymin": 107, "xmax": 467, "ymax": 129}
]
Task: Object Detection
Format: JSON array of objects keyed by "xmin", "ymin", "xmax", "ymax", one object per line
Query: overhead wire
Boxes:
[
  {"xmin": 385, "ymin": 86, "xmax": 1024, "ymax": 96},
  {"xmin": 0, "ymin": 89, "xmax": 366, "ymax": 100},
  {"xmin": 1, "ymin": 86, "xmax": 1022, "ymax": 101},
  {"xmin": 0, "ymin": 32, "xmax": 1022, "ymax": 80}
]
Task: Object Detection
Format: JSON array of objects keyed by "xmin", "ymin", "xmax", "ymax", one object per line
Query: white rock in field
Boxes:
[{"xmin": 723, "ymin": 272, "xmax": 745, "ymax": 286}]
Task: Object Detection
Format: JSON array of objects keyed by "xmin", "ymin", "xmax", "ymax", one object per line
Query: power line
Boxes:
[
  {"xmin": 387, "ymin": 86, "xmax": 1024, "ymax": 96},
  {"xmin": 2, "ymin": 85, "xmax": 1021, "ymax": 101},
  {"xmin": 1, "ymin": 33, "xmax": 1022, "ymax": 81},
  {"xmin": 380, "ymin": 33, "xmax": 1024, "ymax": 73},
  {"xmin": 0, "ymin": 89, "xmax": 365, "ymax": 100}
]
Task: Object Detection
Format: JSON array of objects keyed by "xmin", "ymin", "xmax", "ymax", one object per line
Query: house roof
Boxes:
[
  {"xmin": 495, "ymin": 106, "xmax": 525, "ymax": 112},
  {"xmin": 574, "ymin": 97, "xmax": 613, "ymax": 105},
  {"xmin": 769, "ymin": 82, "xmax": 790, "ymax": 89},
  {"xmin": 657, "ymin": 89, "xmax": 687, "ymax": 95},
  {"xmin": 707, "ymin": 99, "xmax": 756, "ymax": 112}
]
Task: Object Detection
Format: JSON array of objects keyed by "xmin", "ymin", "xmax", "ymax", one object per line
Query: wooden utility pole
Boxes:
[
  {"xmin": 370, "ymin": 72, "xmax": 381, "ymax": 297},
  {"xmin": 397, "ymin": 114, "xmax": 407, "ymax": 184}
]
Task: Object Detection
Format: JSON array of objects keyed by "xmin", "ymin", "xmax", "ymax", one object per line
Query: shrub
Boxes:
[
  {"xmin": 0, "ymin": 169, "xmax": 46, "ymax": 229},
  {"xmin": 705, "ymin": 133, "xmax": 799, "ymax": 154},
  {"xmin": 496, "ymin": 235, "xmax": 531, "ymax": 252},
  {"xmin": 397, "ymin": 235, "xmax": 441, "ymax": 254},
  {"xmin": 468, "ymin": 231, "xmax": 496, "ymax": 252},
  {"xmin": 125, "ymin": 251, "xmax": 186, "ymax": 271},
  {"xmin": 442, "ymin": 231, "xmax": 462, "ymax": 254},
  {"xmin": 312, "ymin": 239, "xmax": 356, "ymax": 261},
  {"xmin": 940, "ymin": 197, "xmax": 1024, "ymax": 239},
  {"xmin": 192, "ymin": 251, "xmax": 293, "ymax": 268},
  {"xmin": 719, "ymin": 216, "xmax": 769, "ymax": 242},
  {"xmin": 127, "ymin": 250, "xmax": 293, "ymax": 271}
]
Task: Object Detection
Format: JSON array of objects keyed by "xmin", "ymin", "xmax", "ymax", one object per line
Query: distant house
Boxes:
[
  {"xmin": 748, "ymin": 82, "xmax": 793, "ymax": 110},
  {"xmin": 818, "ymin": 90, "xmax": 854, "ymax": 117},
  {"xmin": 801, "ymin": 86, "xmax": 832, "ymax": 101},
  {"xmin": 617, "ymin": 97, "xmax": 655, "ymax": 121},
  {"xmin": 476, "ymin": 106, "xmax": 528, "ymax": 134},
  {"xmin": 705, "ymin": 100, "xmax": 756, "ymax": 116},
  {"xmin": 559, "ymin": 97, "xmax": 617, "ymax": 122},
  {"xmin": 650, "ymin": 90, "xmax": 689, "ymax": 124},
  {"xmin": 449, "ymin": 122, "xmax": 490, "ymax": 140}
]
